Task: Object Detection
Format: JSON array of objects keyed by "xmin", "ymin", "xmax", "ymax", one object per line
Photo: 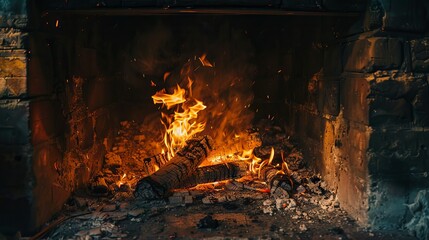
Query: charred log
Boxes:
[
  {"xmin": 134, "ymin": 135, "xmax": 214, "ymax": 199},
  {"xmin": 178, "ymin": 160, "xmax": 293, "ymax": 196},
  {"xmin": 180, "ymin": 161, "xmax": 249, "ymax": 188}
]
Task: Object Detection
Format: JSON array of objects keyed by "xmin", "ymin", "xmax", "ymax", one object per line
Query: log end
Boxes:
[{"xmin": 134, "ymin": 177, "xmax": 166, "ymax": 200}]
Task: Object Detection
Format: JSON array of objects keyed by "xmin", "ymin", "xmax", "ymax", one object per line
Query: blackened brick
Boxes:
[
  {"xmin": 410, "ymin": 38, "xmax": 429, "ymax": 72},
  {"xmin": 369, "ymin": 96, "xmax": 413, "ymax": 126}
]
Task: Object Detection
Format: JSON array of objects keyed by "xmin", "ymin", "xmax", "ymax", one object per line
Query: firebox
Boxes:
[{"xmin": 1, "ymin": 0, "xmax": 429, "ymax": 239}]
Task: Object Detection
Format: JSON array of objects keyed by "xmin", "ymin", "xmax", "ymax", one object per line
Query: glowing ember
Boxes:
[{"xmin": 152, "ymin": 78, "xmax": 206, "ymax": 159}]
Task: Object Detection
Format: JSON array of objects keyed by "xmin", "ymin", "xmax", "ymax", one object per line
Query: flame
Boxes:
[
  {"xmin": 152, "ymin": 85, "xmax": 186, "ymax": 110},
  {"xmin": 238, "ymin": 147, "xmax": 289, "ymax": 179},
  {"xmin": 117, "ymin": 173, "xmax": 127, "ymax": 187},
  {"xmin": 199, "ymin": 53, "xmax": 213, "ymax": 67},
  {"xmin": 152, "ymin": 80, "xmax": 206, "ymax": 159}
]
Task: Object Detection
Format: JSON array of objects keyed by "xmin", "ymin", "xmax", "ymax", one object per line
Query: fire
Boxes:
[
  {"xmin": 117, "ymin": 173, "xmax": 127, "ymax": 187},
  {"xmin": 239, "ymin": 147, "xmax": 290, "ymax": 178},
  {"xmin": 152, "ymin": 81, "xmax": 206, "ymax": 159}
]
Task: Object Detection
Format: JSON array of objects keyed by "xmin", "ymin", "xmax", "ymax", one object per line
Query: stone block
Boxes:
[
  {"xmin": 0, "ymin": 14, "xmax": 27, "ymax": 29},
  {"xmin": 0, "ymin": 99, "xmax": 29, "ymax": 145},
  {"xmin": 410, "ymin": 39, "xmax": 429, "ymax": 72},
  {"xmin": 317, "ymin": 77, "xmax": 340, "ymax": 116},
  {"xmin": 363, "ymin": 0, "xmax": 426, "ymax": 33},
  {"xmin": 29, "ymin": 99, "xmax": 65, "ymax": 145},
  {"xmin": 0, "ymin": 28, "xmax": 27, "ymax": 49},
  {"xmin": 368, "ymin": 178, "xmax": 412, "ymax": 229},
  {"xmin": 342, "ymin": 74, "xmax": 413, "ymax": 126},
  {"xmin": 343, "ymin": 38, "xmax": 403, "ymax": 73},
  {"xmin": 0, "ymin": 49, "xmax": 26, "ymax": 78},
  {"xmin": 0, "ymin": 77, "xmax": 26, "ymax": 97},
  {"xmin": 368, "ymin": 96, "xmax": 413, "ymax": 126},
  {"xmin": 369, "ymin": 72, "xmax": 426, "ymax": 100},
  {"xmin": 369, "ymin": 129, "xmax": 429, "ymax": 175}
]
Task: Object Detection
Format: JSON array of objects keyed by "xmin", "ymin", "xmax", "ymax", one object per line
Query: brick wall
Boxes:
[
  {"xmin": 283, "ymin": 0, "xmax": 429, "ymax": 229},
  {"xmin": 0, "ymin": 2, "xmax": 121, "ymax": 234}
]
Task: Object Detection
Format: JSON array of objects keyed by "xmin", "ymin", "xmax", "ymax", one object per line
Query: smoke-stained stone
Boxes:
[
  {"xmin": 410, "ymin": 39, "xmax": 429, "ymax": 72},
  {"xmin": 318, "ymin": 77, "xmax": 340, "ymax": 116},
  {"xmin": 362, "ymin": 0, "xmax": 384, "ymax": 31},
  {"xmin": 341, "ymin": 74, "xmax": 371, "ymax": 124},
  {"xmin": 368, "ymin": 96, "xmax": 413, "ymax": 126},
  {"xmin": 0, "ymin": 0, "xmax": 27, "ymax": 15},
  {"xmin": 29, "ymin": 99, "xmax": 65, "ymax": 145},
  {"xmin": 413, "ymin": 83, "xmax": 429, "ymax": 127},
  {"xmin": 0, "ymin": 99, "xmax": 29, "ymax": 145},
  {"xmin": 369, "ymin": 72, "xmax": 426, "ymax": 100},
  {"xmin": 343, "ymin": 38, "xmax": 403, "ymax": 73},
  {"xmin": 363, "ymin": 0, "xmax": 426, "ymax": 33}
]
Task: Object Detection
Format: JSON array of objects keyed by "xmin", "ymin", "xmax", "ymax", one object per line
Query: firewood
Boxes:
[
  {"xmin": 179, "ymin": 161, "xmax": 249, "ymax": 188},
  {"xmin": 177, "ymin": 160, "xmax": 293, "ymax": 196},
  {"xmin": 134, "ymin": 135, "xmax": 214, "ymax": 199},
  {"xmin": 142, "ymin": 152, "xmax": 169, "ymax": 175}
]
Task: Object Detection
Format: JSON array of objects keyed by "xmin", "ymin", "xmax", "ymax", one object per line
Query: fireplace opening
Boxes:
[{"xmin": 1, "ymin": 1, "xmax": 429, "ymax": 239}]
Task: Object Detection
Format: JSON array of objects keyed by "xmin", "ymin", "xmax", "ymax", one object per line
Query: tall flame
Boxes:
[{"xmin": 152, "ymin": 83, "xmax": 206, "ymax": 159}]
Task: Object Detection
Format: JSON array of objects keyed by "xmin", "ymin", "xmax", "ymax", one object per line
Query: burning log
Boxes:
[
  {"xmin": 134, "ymin": 135, "xmax": 214, "ymax": 199},
  {"xmin": 178, "ymin": 160, "xmax": 293, "ymax": 196},
  {"xmin": 180, "ymin": 161, "xmax": 249, "ymax": 188},
  {"xmin": 142, "ymin": 152, "xmax": 169, "ymax": 175}
]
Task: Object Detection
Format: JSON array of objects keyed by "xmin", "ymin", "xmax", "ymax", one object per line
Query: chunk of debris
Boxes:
[{"xmin": 197, "ymin": 215, "xmax": 219, "ymax": 229}]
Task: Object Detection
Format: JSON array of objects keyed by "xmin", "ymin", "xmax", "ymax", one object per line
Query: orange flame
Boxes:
[
  {"xmin": 199, "ymin": 53, "xmax": 213, "ymax": 67},
  {"xmin": 117, "ymin": 173, "xmax": 127, "ymax": 187},
  {"xmin": 238, "ymin": 147, "xmax": 289, "ymax": 179},
  {"xmin": 152, "ymin": 81, "xmax": 206, "ymax": 159},
  {"xmin": 152, "ymin": 85, "xmax": 186, "ymax": 110}
]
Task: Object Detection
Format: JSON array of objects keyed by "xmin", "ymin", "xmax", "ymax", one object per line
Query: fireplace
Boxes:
[{"xmin": 1, "ymin": 0, "xmax": 429, "ymax": 238}]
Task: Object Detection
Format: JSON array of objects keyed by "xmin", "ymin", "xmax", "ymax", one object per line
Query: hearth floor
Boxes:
[
  {"xmin": 40, "ymin": 189, "xmax": 415, "ymax": 240},
  {"xmin": 36, "ymin": 121, "xmax": 416, "ymax": 239}
]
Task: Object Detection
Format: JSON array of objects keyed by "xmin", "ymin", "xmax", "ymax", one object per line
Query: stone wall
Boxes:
[
  {"xmin": 283, "ymin": 0, "xmax": 429, "ymax": 229},
  {"xmin": 0, "ymin": 2, "xmax": 121, "ymax": 234}
]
